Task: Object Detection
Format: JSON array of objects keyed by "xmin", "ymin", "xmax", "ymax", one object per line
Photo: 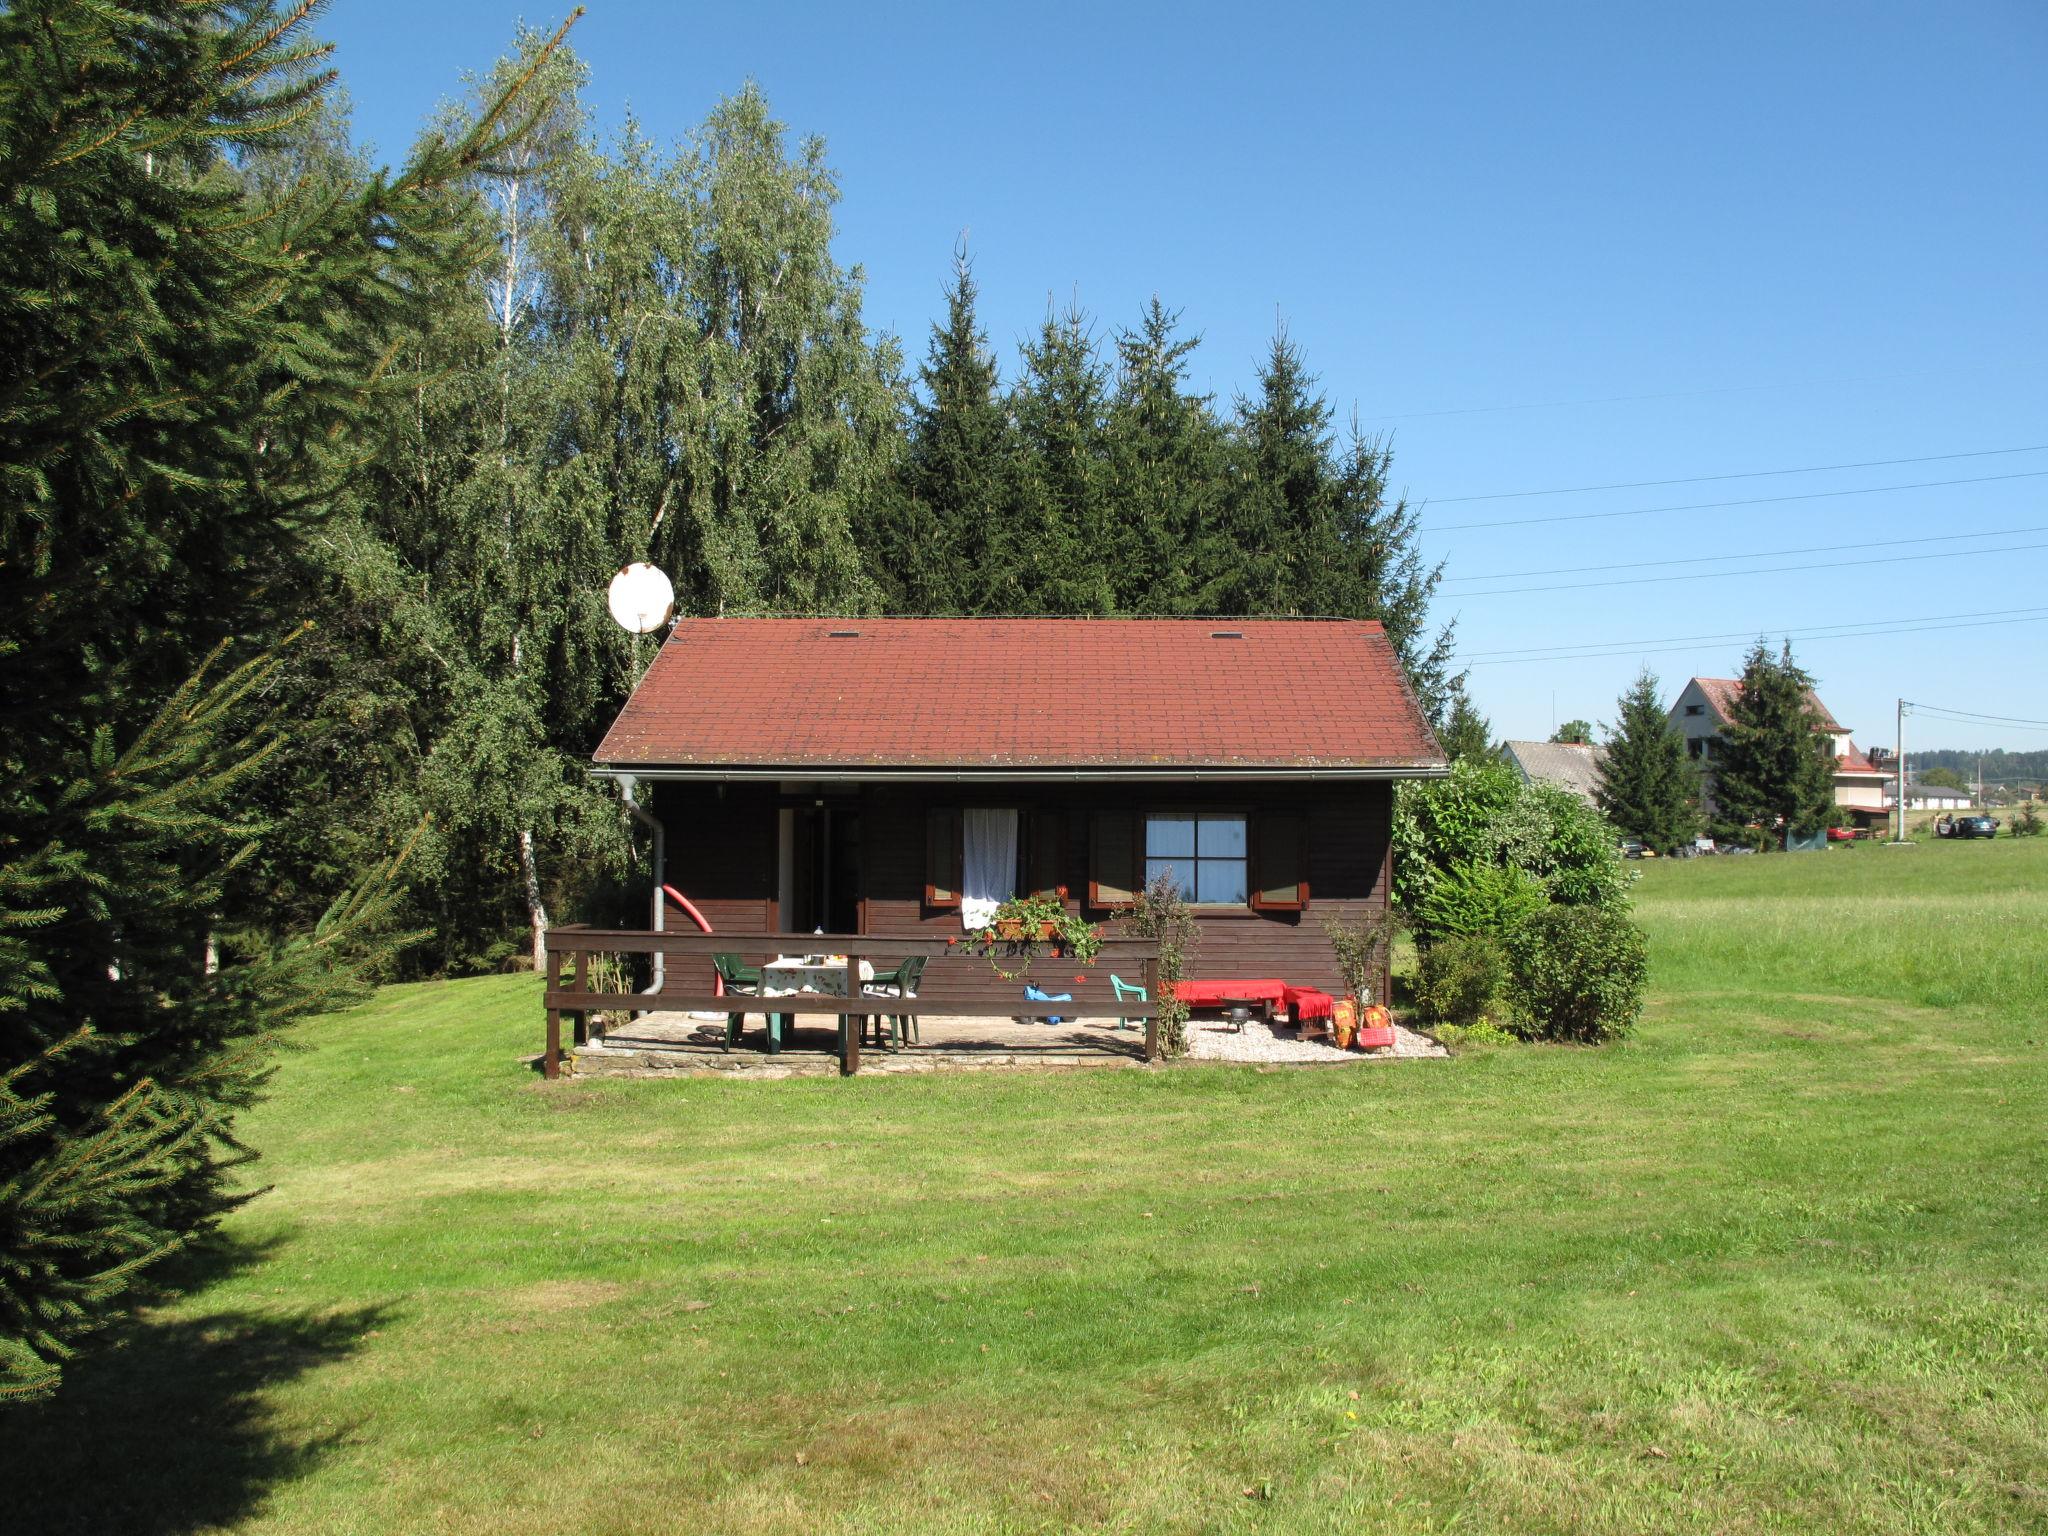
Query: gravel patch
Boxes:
[{"xmin": 1183, "ymin": 1015, "xmax": 1446, "ymax": 1063}]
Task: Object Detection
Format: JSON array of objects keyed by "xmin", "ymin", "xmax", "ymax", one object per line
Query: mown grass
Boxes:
[{"xmin": 7, "ymin": 839, "xmax": 2046, "ymax": 1534}]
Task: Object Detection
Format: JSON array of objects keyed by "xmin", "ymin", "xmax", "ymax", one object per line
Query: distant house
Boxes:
[
  {"xmin": 1884, "ymin": 780, "xmax": 1973, "ymax": 812},
  {"xmin": 1667, "ymin": 677, "xmax": 1889, "ymax": 827},
  {"xmin": 1499, "ymin": 739, "xmax": 1606, "ymax": 809}
]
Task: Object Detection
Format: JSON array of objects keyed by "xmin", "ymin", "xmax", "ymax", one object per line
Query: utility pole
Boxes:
[{"xmin": 1893, "ymin": 698, "xmax": 1908, "ymax": 843}]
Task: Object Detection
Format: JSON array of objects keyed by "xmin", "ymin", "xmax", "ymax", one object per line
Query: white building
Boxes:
[{"xmin": 1667, "ymin": 677, "xmax": 1889, "ymax": 825}]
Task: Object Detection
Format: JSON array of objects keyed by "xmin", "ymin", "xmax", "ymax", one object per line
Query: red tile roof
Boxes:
[
  {"xmin": 595, "ymin": 618, "xmax": 1444, "ymax": 772},
  {"xmin": 1691, "ymin": 676, "xmax": 1846, "ymax": 733},
  {"xmin": 1837, "ymin": 742, "xmax": 1885, "ymax": 777}
]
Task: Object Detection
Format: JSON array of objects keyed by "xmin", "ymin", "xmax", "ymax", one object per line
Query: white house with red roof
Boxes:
[{"xmin": 1667, "ymin": 676, "xmax": 1889, "ymax": 825}]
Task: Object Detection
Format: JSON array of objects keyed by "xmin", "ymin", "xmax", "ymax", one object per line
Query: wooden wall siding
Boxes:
[
  {"xmin": 859, "ymin": 781, "xmax": 1391, "ymax": 1000},
  {"xmin": 644, "ymin": 779, "xmax": 1393, "ymax": 1001},
  {"xmin": 652, "ymin": 781, "xmax": 776, "ymax": 993}
]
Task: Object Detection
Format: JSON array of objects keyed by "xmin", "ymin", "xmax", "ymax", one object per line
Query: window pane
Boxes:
[
  {"xmin": 1144, "ymin": 858, "xmax": 1183, "ymax": 893},
  {"xmin": 1197, "ymin": 858, "xmax": 1247, "ymax": 905},
  {"xmin": 1198, "ymin": 815, "xmax": 1246, "ymax": 857},
  {"xmin": 1146, "ymin": 814, "xmax": 1195, "ymax": 858}
]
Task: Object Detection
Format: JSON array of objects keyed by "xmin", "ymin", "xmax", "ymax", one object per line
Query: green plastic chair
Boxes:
[
  {"xmin": 711, "ymin": 953, "xmax": 761, "ymax": 1051},
  {"xmin": 1110, "ymin": 973, "xmax": 1149, "ymax": 1031},
  {"xmin": 866, "ymin": 955, "xmax": 926, "ymax": 1046}
]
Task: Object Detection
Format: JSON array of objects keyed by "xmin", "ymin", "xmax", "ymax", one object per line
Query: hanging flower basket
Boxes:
[{"xmin": 970, "ymin": 889, "xmax": 1100, "ymax": 980}]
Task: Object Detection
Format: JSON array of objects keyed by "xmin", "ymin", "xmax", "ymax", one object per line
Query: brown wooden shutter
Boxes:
[
  {"xmin": 1088, "ymin": 810, "xmax": 1139, "ymax": 908},
  {"xmin": 1026, "ymin": 808, "xmax": 1065, "ymax": 899},
  {"xmin": 924, "ymin": 806, "xmax": 962, "ymax": 907},
  {"xmin": 1250, "ymin": 812, "xmax": 1310, "ymax": 911}
]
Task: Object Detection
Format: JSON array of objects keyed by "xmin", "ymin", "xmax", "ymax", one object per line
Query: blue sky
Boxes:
[{"xmin": 325, "ymin": 1, "xmax": 2047, "ymax": 751}]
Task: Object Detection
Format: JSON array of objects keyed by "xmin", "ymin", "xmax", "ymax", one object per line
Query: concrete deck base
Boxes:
[{"xmin": 568, "ymin": 1009, "xmax": 1147, "ymax": 1078}]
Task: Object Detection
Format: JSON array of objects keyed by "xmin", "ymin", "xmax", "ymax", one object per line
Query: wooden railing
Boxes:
[{"xmin": 541, "ymin": 928, "xmax": 1162, "ymax": 1079}]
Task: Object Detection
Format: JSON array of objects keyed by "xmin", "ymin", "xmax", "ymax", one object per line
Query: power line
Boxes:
[
  {"xmin": 1422, "ymin": 469, "xmax": 2048, "ymax": 533},
  {"xmin": 1429, "ymin": 443, "xmax": 2048, "ymax": 505},
  {"xmin": 1453, "ymin": 604, "xmax": 2048, "ymax": 662},
  {"xmin": 1907, "ymin": 710, "xmax": 2048, "ymax": 735},
  {"xmin": 1441, "ymin": 522, "xmax": 2048, "ymax": 585},
  {"xmin": 1459, "ymin": 612, "xmax": 2048, "ymax": 668},
  {"xmin": 1447, "ymin": 539, "xmax": 2048, "ymax": 599},
  {"xmin": 1358, "ymin": 367, "xmax": 1940, "ymax": 423},
  {"xmin": 1905, "ymin": 702, "xmax": 2048, "ymax": 729}
]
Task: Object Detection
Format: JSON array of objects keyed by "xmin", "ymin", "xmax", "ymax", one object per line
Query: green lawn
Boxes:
[{"xmin": 9, "ymin": 839, "xmax": 2047, "ymax": 1534}]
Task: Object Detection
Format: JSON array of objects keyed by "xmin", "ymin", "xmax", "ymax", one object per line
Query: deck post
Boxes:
[
  {"xmin": 1142, "ymin": 955, "xmax": 1161, "ymax": 1062},
  {"xmin": 841, "ymin": 951, "xmax": 861, "ymax": 1075},
  {"xmin": 544, "ymin": 943, "xmax": 566, "ymax": 1079}
]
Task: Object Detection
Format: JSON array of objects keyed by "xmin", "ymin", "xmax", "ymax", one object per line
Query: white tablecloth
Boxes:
[{"xmin": 760, "ymin": 958, "xmax": 875, "ymax": 997}]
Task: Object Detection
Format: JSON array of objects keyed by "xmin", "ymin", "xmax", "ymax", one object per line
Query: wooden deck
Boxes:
[{"xmin": 572, "ymin": 1009, "xmax": 1147, "ymax": 1077}]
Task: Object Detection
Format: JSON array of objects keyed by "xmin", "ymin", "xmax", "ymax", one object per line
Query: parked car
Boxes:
[
  {"xmin": 1936, "ymin": 813, "xmax": 2000, "ymax": 840},
  {"xmin": 1619, "ymin": 840, "xmax": 1655, "ymax": 859}
]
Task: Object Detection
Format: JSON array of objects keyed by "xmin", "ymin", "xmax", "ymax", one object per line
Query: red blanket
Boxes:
[
  {"xmin": 1173, "ymin": 978, "xmax": 1289, "ymax": 1008},
  {"xmin": 1282, "ymin": 985, "xmax": 1335, "ymax": 1022}
]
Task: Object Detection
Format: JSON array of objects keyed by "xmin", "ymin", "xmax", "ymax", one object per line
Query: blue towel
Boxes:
[{"xmin": 1023, "ymin": 983, "xmax": 1074, "ymax": 1025}]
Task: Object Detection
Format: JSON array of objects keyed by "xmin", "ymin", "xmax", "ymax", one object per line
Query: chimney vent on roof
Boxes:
[
  {"xmin": 1211, "ymin": 629, "xmax": 1243, "ymax": 639},
  {"xmin": 828, "ymin": 629, "xmax": 860, "ymax": 638}
]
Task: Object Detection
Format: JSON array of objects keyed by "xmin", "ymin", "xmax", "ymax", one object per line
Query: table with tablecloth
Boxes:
[{"xmin": 755, "ymin": 957, "xmax": 875, "ymax": 1053}]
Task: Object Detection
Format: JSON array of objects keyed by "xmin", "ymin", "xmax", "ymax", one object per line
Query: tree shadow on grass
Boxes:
[{"xmin": 0, "ymin": 1237, "xmax": 393, "ymax": 1536}]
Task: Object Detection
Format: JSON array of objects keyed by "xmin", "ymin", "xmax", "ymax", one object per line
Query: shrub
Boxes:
[
  {"xmin": 1415, "ymin": 932, "xmax": 1509, "ymax": 1025},
  {"xmin": 2012, "ymin": 801, "xmax": 2043, "ymax": 837},
  {"xmin": 1503, "ymin": 907, "xmax": 1649, "ymax": 1044},
  {"xmin": 1414, "ymin": 860, "xmax": 1546, "ymax": 944},
  {"xmin": 1120, "ymin": 872, "xmax": 1199, "ymax": 1057},
  {"xmin": 1321, "ymin": 908, "xmax": 1402, "ymax": 1005},
  {"xmin": 1394, "ymin": 759, "xmax": 1634, "ymax": 947},
  {"xmin": 1435, "ymin": 1016, "xmax": 1517, "ymax": 1049}
]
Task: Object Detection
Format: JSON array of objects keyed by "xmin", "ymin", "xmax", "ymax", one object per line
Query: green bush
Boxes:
[
  {"xmin": 1414, "ymin": 861, "xmax": 1546, "ymax": 944},
  {"xmin": 1415, "ymin": 931, "xmax": 1511, "ymax": 1025},
  {"xmin": 2012, "ymin": 801, "xmax": 2043, "ymax": 838},
  {"xmin": 1394, "ymin": 759, "xmax": 1634, "ymax": 947},
  {"xmin": 1503, "ymin": 907, "xmax": 1650, "ymax": 1044}
]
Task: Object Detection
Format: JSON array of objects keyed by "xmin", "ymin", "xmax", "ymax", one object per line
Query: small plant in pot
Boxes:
[{"xmin": 972, "ymin": 889, "xmax": 1102, "ymax": 980}]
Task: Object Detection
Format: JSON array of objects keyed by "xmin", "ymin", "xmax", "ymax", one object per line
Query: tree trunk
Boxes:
[{"xmin": 519, "ymin": 827, "xmax": 548, "ymax": 970}]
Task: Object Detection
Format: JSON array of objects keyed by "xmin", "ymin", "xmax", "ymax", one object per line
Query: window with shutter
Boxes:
[
  {"xmin": 1088, "ymin": 810, "xmax": 1138, "ymax": 908},
  {"xmin": 1026, "ymin": 809, "xmax": 1065, "ymax": 898},
  {"xmin": 924, "ymin": 806, "xmax": 963, "ymax": 907},
  {"xmin": 1250, "ymin": 812, "xmax": 1310, "ymax": 911}
]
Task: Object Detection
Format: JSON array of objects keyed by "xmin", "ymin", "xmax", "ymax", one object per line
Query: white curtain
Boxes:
[{"xmin": 961, "ymin": 808, "xmax": 1019, "ymax": 931}]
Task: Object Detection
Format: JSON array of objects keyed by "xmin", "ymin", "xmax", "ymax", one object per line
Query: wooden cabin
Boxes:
[{"xmin": 585, "ymin": 618, "xmax": 1446, "ymax": 1018}]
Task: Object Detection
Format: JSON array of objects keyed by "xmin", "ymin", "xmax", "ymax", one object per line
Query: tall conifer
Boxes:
[
  {"xmin": 1010, "ymin": 303, "xmax": 1115, "ymax": 613},
  {"xmin": 1710, "ymin": 642, "xmax": 1838, "ymax": 843},
  {"xmin": 898, "ymin": 248, "xmax": 1012, "ymax": 612},
  {"xmin": 0, "ymin": 0, "xmax": 564, "ymax": 1396},
  {"xmin": 1106, "ymin": 299, "xmax": 1224, "ymax": 613},
  {"xmin": 1596, "ymin": 669, "xmax": 1700, "ymax": 852}
]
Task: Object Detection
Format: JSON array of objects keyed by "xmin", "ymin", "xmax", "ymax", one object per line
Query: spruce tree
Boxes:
[
  {"xmin": 1438, "ymin": 684, "xmax": 1495, "ymax": 763},
  {"xmin": 1595, "ymin": 670, "xmax": 1700, "ymax": 852},
  {"xmin": 897, "ymin": 247, "xmax": 1013, "ymax": 612},
  {"xmin": 1709, "ymin": 641, "xmax": 1838, "ymax": 843},
  {"xmin": 0, "ymin": 0, "xmax": 565, "ymax": 1396},
  {"xmin": 1105, "ymin": 299, "xmax": 1225, "ymax": 614},
  {"xmin": 1324, "ymin": 421, "xmax": 1460, "ymax": 721},
  {"xmin": 1010, "ymin": 303, "xmax": 1115, "ymax": 613},
  {"xmin": 1205, "ymin": 331, "xmax": 1330, "ymax": 613}
]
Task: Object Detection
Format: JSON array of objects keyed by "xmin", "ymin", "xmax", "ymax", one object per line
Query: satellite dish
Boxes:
[{"xmin": 607, "ymin": 562, "xmax": 675, "ymax": 634}]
